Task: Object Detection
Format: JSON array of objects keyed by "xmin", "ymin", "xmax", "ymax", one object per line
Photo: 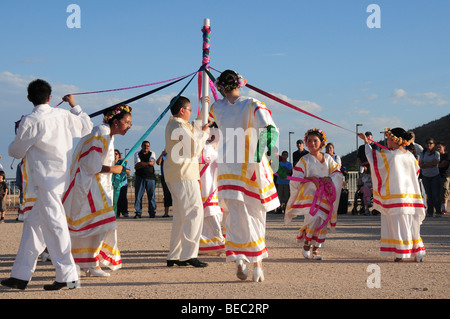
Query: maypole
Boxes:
[{"xmin": 201, "ymin": 18, "xmax": 211, "ymax": 126}]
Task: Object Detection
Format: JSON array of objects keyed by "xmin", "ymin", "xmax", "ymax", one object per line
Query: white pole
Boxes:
[{"xmin": 201, "ymin": 18, "xmax": 210, "ymax": 126}]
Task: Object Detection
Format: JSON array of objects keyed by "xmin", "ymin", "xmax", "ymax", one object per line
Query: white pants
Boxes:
[
  {"xmin": 166, "ymin": 180, "xmax": 204, "ymax": 261},
  {"xmin": 11, "ymin": 187, "xmax": 79, "ymax": 283}
]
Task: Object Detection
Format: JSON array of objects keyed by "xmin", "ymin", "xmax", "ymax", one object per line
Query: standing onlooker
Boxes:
[
  {"xmin": 156, "ymin": 150, "xmax": 172, "ymax": 217},
  {"xmin": 0, "ymin": 171, "xmax": 8, "ymax": 224},
  {"xmin": 275, "ymin": 151, "xmax": 292, "ymax": 214},
  {"xmin": 357, "ymin": 131, "xmax": 379, "ymax": 171},
  {"xmin": 292, "ymin": 139, "xmax": 308, "ymax": 167},
  {"xmin": 420, "ymin": 138, "xmax": 441, "ymax": 217},
  {"xmin": 134, "ymin": 141, "xmax": 157, "ymax": 218},
  {"xmin": 436, "ymin": 142, "xmax": 450, "ymax": 214},
  {"xmin": 2, "ymin": 79, "xmax": 93, "ymax": 291},
  {"xmin": 325, "ymin": 143, "xmax": 342, "ymax": 169},
  {"xmin": 114, "ymin": 150, "xmax": 130, "ymax": 218},
  {"xmin": 408, "ymin": 131, "xmax": 423, "ymax": 160}
]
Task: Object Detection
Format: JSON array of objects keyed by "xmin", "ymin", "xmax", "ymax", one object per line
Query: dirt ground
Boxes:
[{"xmin": 1, "ymin": 207, "xmax": 449, "ymax": 312}]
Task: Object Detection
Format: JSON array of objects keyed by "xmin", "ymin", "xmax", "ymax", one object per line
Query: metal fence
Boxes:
[{"xmin": 5, "ymin": 172, "xmax": 361, "ymax": 211}]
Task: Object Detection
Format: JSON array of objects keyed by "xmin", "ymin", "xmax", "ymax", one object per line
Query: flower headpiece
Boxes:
[
  {"xmin": 103, "ymin": 104, "xmax": 132, "ymax": 124},
  {"xmin": 384, "ymin": 128, "xmax": 412, "ymax": 147},
  {"xmin": 305, "ymin": 128, "xmax": 327, "ymax": 149},
  {"xmin": 214, "ymin": 73, "xmax": 247, "ymax": 93}
]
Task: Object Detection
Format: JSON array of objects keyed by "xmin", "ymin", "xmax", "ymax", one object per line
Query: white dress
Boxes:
[
  {"xmin": 63, "ymin": 124, "xmax": 121, "ymax": 270},
  {"xmin": 209, "ymin": 96, "xmax": 279, "ymax": 262},
  {"xmin": 285, "ymin": 153, "xmax": 343, "ymax": 247},
  {"xmin": 364, "ymin": 144, "xmax": 426, "ymax": 259},
  {"xmin": 199, "ymin": 141, "xmax": 225, "ymax": 255}
]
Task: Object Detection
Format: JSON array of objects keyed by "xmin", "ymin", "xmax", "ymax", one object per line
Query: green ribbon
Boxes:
[{"xmin": 254, "ymin": 124, "xmax": 278, "ymax": 163}]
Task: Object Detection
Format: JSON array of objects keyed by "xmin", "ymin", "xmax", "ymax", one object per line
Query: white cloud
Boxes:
[{"xmin": 390, "ymin": 88, "xmax": 448, "ymax": 107}]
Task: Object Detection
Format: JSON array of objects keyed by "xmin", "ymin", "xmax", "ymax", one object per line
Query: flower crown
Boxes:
[
  {"xmin": 103, "ymin": 104, "xmax": 132, "ymax": 124},
  {"xmin": 214, "ymin": 73, "xmax": 247, "ymax": 93},
  {"xmin": 305, "ymin": 128, "xmax": 327, "ymax": 149},
  {"xmin": 384, "ymin": 128, "xmax": 412, "ymax": 147}
]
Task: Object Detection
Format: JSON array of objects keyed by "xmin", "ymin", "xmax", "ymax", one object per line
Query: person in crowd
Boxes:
[
  {"xmin": 436, "ymin": 142, "xmax": 449, "ymax": 214},
  {"xmin": 420, "ymin": 138, "xmax": 442, "ymax": 217},
  {"xmin": 275, "ymin": 151, "xmax": 292, "ymax": 214},
  {"xmin": 134, "ymin": 141, "xmax": 157, "ymax": 218},
  {"xmin": 114, "ymin": 150, "xmax": 131, "ymax": 218},
  {"xmin": 325, "ymin": 143, "xmax": 342, "ymax": 169},
  {"xmin": 292, "ymin": 139, "xmax": 308, "ymax": 167},
  {"xmin": 358, "ymin": 128, "xmax": 426, "ymax": 262},
  {"xmin": 156, "ymin": 150, "xmax": 172, "ymax": 217}
]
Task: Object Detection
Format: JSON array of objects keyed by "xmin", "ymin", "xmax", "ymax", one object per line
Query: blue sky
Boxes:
[{"xmin": 1, "ymin": 0, "xmax": 449, "ymax": 178}]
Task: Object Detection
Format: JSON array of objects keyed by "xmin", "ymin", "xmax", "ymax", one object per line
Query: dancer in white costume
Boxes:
[
  {"xmin": 358, "ymin": 128, "xmax": 426, "ymax": 262},
  {"xmin": 199, "ymin": 135, "xmax": 225, "ymax": 255},
  {"xmin": 63, "ymin": 105, "xmax": 132, "ymax": 276},
  {"xmin": 2, "ymin": 80, "xmax": 93, "ymax": 291},
  {"xmin": 209, "ymin": 70, "xmax": 280, "ymax": 282},
  {"xmin": 285, "ymin": 128, "xmax": 343, "ymax": 260}
]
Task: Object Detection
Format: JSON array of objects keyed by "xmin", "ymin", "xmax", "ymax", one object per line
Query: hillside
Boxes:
[{"xmin": 341, "ymin": 113, "xmax": 450, "ymax": 170}]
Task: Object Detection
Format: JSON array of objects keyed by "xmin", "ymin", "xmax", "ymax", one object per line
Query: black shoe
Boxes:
[
  {"xmin": 43, "ymin": 281, "xmax": 78, "ymax": 291},
  {"xmin": 185, "ymin": 258, "xmax": 208, "ymax": 268},
  {"xmin": 134, "ymin": 214, "xmax": 142, "ymax": 219},
  {"xmin": 1, "ymin": 277, "xmax": 28, "ymax": 290},
  {"xmin": 167, "ymin": 260, "xmax": 188, "ymax": 267}
]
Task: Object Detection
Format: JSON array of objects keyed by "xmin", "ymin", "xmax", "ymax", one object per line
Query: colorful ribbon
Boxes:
[
  {"xmin": 202, "ymin": 25, "xmax": 211, "ymax": 67},
  {"xmin": 112, "ymin": 71, "xmax": 199, "ymax": 213},
  {"xmin": 275, "ymin": 172, "xmax": 336, "ymax": 231}
]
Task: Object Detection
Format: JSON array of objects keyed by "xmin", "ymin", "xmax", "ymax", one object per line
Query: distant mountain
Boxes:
[{"xmin": 341, "ymin": 113, "xmax": 450, "ymax": 170}]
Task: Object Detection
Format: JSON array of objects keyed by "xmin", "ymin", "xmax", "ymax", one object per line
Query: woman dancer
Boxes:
[
  {"xmin": 63, "ymin": 105, "xmax": 132, "ymax": 276},
  {"xmin": 209, "ymin": 70, "xmax": 280, "ymax": 282},
  {"xmin": 285, "ymin": 128, "xmax": 343, "ymax": 260},
  {"xmin": 358, "ymin": 128, "xmax": 426, "ymax": 262}
]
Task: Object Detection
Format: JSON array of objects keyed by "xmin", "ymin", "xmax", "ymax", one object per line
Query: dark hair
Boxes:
[
  {"xmin": 216, "ymin": 70, "xmax": 240, "ymax": 92},
  {"xmin": 28, "ymin": 79, "xmax": 52, "ymax": 105},
  {"xmin": 141, "ymin": 140, "xmax": 150, "ymax": 147},
  {"xmin": 390, "ymin": 127, "xmax": 414, "ymax": 143},
  {"xmin": 170, "ymin": 96, "xmax": 190, "ymax": 115},
  {"xmin": 114, "ymin": 149, "xmax": 121, "ymax": 157},
  {"xmin": 0, "ymin": 171, "xmax": 5, "ymax": 178},
  {"xmin": 104, "ymin": 109, "xmax": 131, "ymax": 127}
]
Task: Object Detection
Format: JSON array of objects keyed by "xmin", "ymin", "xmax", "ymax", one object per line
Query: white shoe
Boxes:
[
  {"xmin": 253, "ymin": 267, "xmax": 264, "ymax": 282},
  {"xmin": 312, "ymin": 253, "xmax": 322, "ymax": 260},
  {"xmin": 302, "ymin": 247, "xmax": 310, "ymax": 259},
  {"xmin": 85, "ymin": 267, "xmax": 110, "ymax": 277},
  {"xmin": 236, "ymin": 260, "xmax": 248, "ymax": 280}
]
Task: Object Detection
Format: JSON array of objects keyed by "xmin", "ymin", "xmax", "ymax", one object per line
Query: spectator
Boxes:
[
  {"xmin": 114, "ymin": 150, "xmax": 130, "ymax": 218},
  {"xmin": 436, "ymin": 142, "xmax": 449, "ymax": 214},
  {"xmin": 156, "ymin": 150, "xmax": 172, "ymax": 217},
  {"xmin": 134, "ymin": 141, "xmax": 157, "ymax": 218},
  {"xmin": 357, "ymin": 131, "xmax": 379, "ymax": 171},
  {"xmin": 275, "ymin": 151, "xmax": 292, "ymax": 214},
  {"xmin": 325, "ymin": 143, "xmax": 342, "ymax": 169},
  {"xmin": 420, "ymin": 138, "xmax": 441, "ymax": 217},
  {"xmin": 408, "ymin": 130, "xmax": 423, "ymax": 160},
  {"xmin": 292, "ymin": 139, "xmax": 308, "ymax": 167}
]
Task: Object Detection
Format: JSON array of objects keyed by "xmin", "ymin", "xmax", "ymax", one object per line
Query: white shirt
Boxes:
[{"xmin": 9, "ymin": 104, "xmax": 93, "ymax": 193}]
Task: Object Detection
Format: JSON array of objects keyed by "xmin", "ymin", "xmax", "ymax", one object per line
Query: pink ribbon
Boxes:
[{"xmin": 276, "ymin": 173, "xmax": 336, "ymax": 230}]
